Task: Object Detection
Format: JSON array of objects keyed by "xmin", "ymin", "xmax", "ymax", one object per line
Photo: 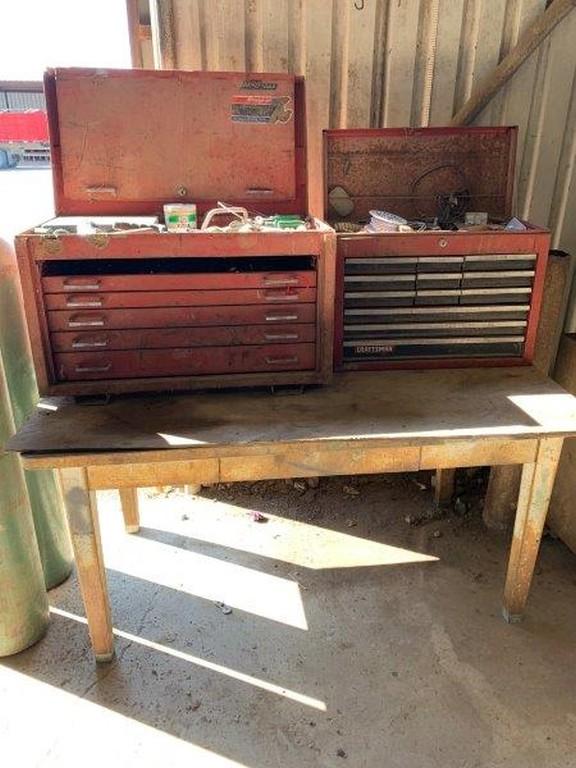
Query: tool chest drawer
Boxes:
[
  {"xmin": 46, "ymin": 304, "xmax": 317, "ymax": 332},
  {"xmin": 54, "ymin": 343, "xmax": 316, "ymax": 381},
  {"xmin": 44, "ymin": 287, "xmax": 315, "ymax": 310},
  {"xmin": 31, "ymin": 252, "xmax": 330, "ymax": 391},
  {"xmin": 42, "ymin": 269, "xmax": 316, "ymax": 293},
  {"xmin": 51, "ymin": 324, "xmax": 316, "ymax": 352},
  {"xmin": 337, "ymin": 249, "xmax": 547, "ymax": 368}
]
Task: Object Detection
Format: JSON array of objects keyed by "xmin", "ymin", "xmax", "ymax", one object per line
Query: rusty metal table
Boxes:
[{"xmin": 8, "ymin": 368, "xmax": 576, "ymax": 662}]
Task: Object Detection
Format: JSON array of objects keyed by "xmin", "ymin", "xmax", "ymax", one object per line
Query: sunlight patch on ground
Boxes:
[
  {"xmin": 0, "ymin": 662, "xmax": 250, "ymax": 767},
  {"xmin": 102, "ymin": 533, "xmax": 308, "ymax": 630},
  {"xmin": 135, "ymin": 495, "xmax": 438, "ymax": 571},
  {"xmin": 49, "ymin": 607, "xmax": 326, "ymax": 711}
]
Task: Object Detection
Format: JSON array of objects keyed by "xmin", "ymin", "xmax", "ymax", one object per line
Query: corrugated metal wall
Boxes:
[
  {"xmin": 150, "ymin": 0, "xmax": 576, "ymax": 328},
  {"xmin": 0, "ymin": 91, "xmax": 45, "ymax": 111},
  {"xmin": 3, "ymin": 92, "xmax": 45, "ymax": 110}
]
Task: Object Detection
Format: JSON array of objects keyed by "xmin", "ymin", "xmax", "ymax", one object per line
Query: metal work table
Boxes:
[{"xmin": 8, "ymin": 368, "xmax": 576, "ymax": 662}]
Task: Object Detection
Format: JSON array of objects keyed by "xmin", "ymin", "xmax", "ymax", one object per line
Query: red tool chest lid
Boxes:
[
  {"xmin": 45, "ymin": 67, "xmax": 307, "ymax": 216},
  {"xmin": 323, "ymin": 127, "xmax": 517, "ymax": 223}
]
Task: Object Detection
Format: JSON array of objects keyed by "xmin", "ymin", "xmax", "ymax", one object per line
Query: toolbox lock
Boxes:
[{"xmin": 176, "ymin": 185, "xmax": 188, "ymax": 197}]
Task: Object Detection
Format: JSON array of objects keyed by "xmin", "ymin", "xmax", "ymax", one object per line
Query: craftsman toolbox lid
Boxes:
[
  {"xmin": 323, "ymin": 127, "xmax": 517, "ymax": 223},
  {"xmin": 45, "ymin": 67, "xmax": 307, "ymax": 216}
]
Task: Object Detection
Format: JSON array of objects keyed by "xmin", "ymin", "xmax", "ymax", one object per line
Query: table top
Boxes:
[{"xmin": 8, "ymin": 368, "xmax": 576, "ymax": 466}]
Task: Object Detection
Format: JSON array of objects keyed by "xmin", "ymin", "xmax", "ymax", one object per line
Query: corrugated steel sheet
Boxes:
[
  {"xmin": 5, "ymin": 91, "xmax": 45, "ymax": 110},
  {"xmin": 150, "ymin": 0, "xmax": 576, "ymax": 328}
]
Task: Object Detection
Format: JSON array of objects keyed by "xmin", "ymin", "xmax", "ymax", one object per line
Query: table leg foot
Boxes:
[
  {"xmin": 95, "ymin": 650, "xmax": 116, "ymax": 664},
  {"xmin": 502, "ymin": 607, "xmax": 523, "ymax": 624}
]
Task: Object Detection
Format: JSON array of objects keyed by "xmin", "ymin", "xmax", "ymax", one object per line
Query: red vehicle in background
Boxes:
[{"xmin": 0, "ymin": 110, "xmax": 49, "ymax": 168}]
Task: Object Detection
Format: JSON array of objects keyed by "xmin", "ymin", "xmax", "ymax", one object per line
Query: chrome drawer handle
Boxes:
[
  {"xmin": 74, "ymin": 363, "xmax": 112, "ymax": 373},
  {"xmin": 262, "ymin": 278, "xmax": 300, "ymax": 287},
  {"xmin": 66, "ymin": 297, "xmax": 103, "ymax": 308},
  {"xmin": 265, "ymin": 356, "xmax": 299, "ymax": 365},
  {"xmin": 62, "ymin": 279, "xmax": 101, "ymax": 291},
  {"xmin": 262, "ymin": 291, "xmax": 299, "ymax": 302},
  {"xmin": 265, "ymin": 314, "xmax": 299, "ymax": 322},
  {"xmin": 68, "ymin": 315, "xmax": 106, "ymax": 328},
  {"xmin": 264, "ymin": 333, "xmax": 299, "ymax": 341},
  {"xmin": 72, "ymin": 338, "xmax": 109, "ymax": 349}
]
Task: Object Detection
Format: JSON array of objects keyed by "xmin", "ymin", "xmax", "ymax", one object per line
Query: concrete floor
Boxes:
[{"xmin": 1, "ymin": 473, "xmax": 576, "ymax": 767}]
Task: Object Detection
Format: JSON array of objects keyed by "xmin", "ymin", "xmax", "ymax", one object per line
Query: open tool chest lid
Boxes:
[
  {"xmin": 45, "ymin": 67, "xmax": 307, "ymax": 217},
  {"xmin": 323, "ymin": 126, "xmax": 517, "ymax": 224}
]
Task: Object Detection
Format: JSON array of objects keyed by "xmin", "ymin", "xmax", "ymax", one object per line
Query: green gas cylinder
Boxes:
[
  {"xmin": 0, "ymin": 238, "xmax": 73, "ymax": 589},
  {"xmin": 0, "ymin": 352, "xmax": 49, "ymax": 656}
]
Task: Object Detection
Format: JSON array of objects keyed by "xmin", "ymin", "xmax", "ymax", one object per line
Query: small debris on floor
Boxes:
[
  {"xmin": 181, "ymin": 513, "xmax": 189, "ymax": 521},
  {"xmin": 432, "ymin": 529, "xmax": 442, "ymax": 538},
  {"xmin": 404, "ymin": 514, "xmax": 416, "ymax": 525},
  {"xmin": 293, "ymin": 479, "xmax": 308, "ymax": 493},
  {"xmin": 411, "ymin": 477, "xmax": 428, "ymax": 491},
  {"xmin": 342, "ymin": 484, "xmax": 360, "ymax": 496},
  {"xmin": 215, "ymin": 602, "xmax": 233, "ymax": 615},
  {"xmin": 250, "ymin": 511, "xmax": 268, "ymax": 523},
  {"xmin": 337, "ymin": 748, "xmax": 347, "ymax": 759},
  {"xmin": 346, "ymin": 519, "xmax": 357, "ymax": 528}
]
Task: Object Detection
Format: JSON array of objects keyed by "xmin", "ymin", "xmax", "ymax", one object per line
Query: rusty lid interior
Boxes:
[
  {"xmin": 324, "ymin": 127, "xmax": 517, "ymax": 224},
  {"xmin": 46, "ymin": 68, "xmax": 307, "ymax": 217}
]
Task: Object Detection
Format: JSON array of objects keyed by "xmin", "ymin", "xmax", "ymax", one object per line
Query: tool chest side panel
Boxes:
[{"xmin": 15, "ymin": 237, "xmax": 54, "ymax": 391}]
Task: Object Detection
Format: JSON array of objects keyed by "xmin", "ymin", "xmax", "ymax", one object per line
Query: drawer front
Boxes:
[
  {"xmin": 51, "ymin": 324, "xmax": 316, "ymax": 352},
  {"xmin": 47, "ymin": 303, "xmax": 317, "ymax": 331},
  {"xmin": 54, "ymin": 343, "xmax": 316, "ymax": 380},
  {"xmin": 339, "ymin": 233, "xmax": 538, "ymax": 258},
  {"xmin": 45, "ymin": 287, "xmax": 316, "ymax": 310},
  {"xmin": 342, "ymin": 253, "xmax": 535, "ymax": 362},
  {"xmin": 42, "ymin": 270, "xmax": 317, "ymax": 293}
]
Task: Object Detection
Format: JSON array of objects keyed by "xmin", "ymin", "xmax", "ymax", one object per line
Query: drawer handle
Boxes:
[
  {"xmin": 72, "ymin": 337, "xmax": 109, "ymax": 349},
  {"xmin": 62, "ymin": 279, "xmax": 101, "ymax": 291},
  {"xmin": 261, "ymin": 278, "xmax": 300, "ymax": 287},
  {"xmin": 262, "ymin": 290, "xmax": 299, "ymax": 302},
  {"xmin": 264, "ymin": 333, "xmax": 299, "ymax": 341},
  {"xmin": 265, "ymin": 314, "xmax": 299, "ymax": 322},
  {"xmin": 66, "ymin": 297, "xmax": 103, "ymax": 308},
  {"xmin": 68, "ymin": 315, "xmax": 106, "ymax": 328},
  {"xmin": 74, "ymin": 363, "xmax": 112, "ymax": 373},
  {"xmin": 438, "ymin": 238, "xmax": 448, "ymax": 248},
  {"xmin": 265, "ymin": 356, "xmax": 299, "ymax": 365}
]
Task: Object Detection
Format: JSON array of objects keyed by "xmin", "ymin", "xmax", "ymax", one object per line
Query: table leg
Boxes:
[
  {"xmin": 434, "ymin": 468, "xmax": 455, "ymax": 507},
  {"xmin": 59, "ymin": 467, "xmax": 114, "ymax": 662},
  {"xmin": 503, "ymin": 437, "xmax": 563, "ymax": 623},
  {"xmin": 119, "ymin": 487, "xmax": 140, "ymax": 533}
]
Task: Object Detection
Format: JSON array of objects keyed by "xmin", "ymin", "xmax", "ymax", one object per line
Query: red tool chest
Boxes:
[
  {"xmin": 324, "ymin": 127, "xmax": 550, "ymax": 371},
  {"xmin": 16, "ymin": 68, "xmax": 335, "ymax": 396}
]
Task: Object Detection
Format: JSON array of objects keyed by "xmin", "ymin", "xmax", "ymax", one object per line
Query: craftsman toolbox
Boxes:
[
  {"xmin": 324, "ymin": 127, "xmax": 550, "ymax": 370},
  {"xmin": 16, "ymin": 68, "xmax": 335, "ymax": 396}
]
